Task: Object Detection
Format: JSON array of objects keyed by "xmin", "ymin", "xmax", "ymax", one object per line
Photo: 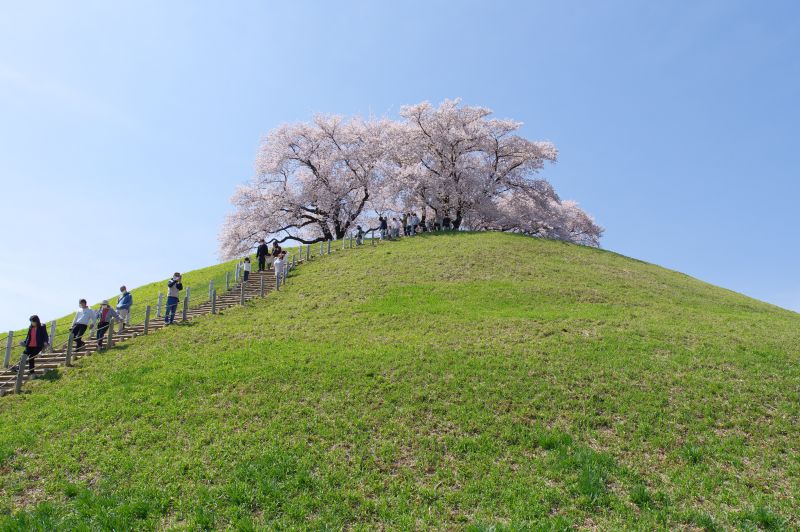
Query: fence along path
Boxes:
[{"xmin": 0, "ymin": 234, "xmax": 368, "ymax": 396}]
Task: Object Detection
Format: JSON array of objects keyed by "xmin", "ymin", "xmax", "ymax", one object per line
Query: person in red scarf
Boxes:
[
  {"xmin": 96, "ymin": 300, "xmax": 121, "ymax": 349},
  {"xmin": 13, "ymin": 315, "xmax": 50, "ymax": 375}
]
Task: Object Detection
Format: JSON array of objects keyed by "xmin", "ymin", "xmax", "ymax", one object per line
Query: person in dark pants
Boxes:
[
  {"xmin": 242, "ymin": 257, "xmax": 251, "ymax": 281},
  {"xmin": 71, "ymin": 298, "xmax": 96, "ymax": 350},
  {"xmin": 15, "ymin": 315, "xmax": 49, "ymax": 374},
  {"xmin": 256, "ymin": 239, "xmax": 269, "ymax": 271},
  {"xmin": 96, "ymin": 300, "xmax": 121, "ymax": 349},
  {"xmin": 165, "ymin": 272, "xmax": 183, "ymax": 325}
]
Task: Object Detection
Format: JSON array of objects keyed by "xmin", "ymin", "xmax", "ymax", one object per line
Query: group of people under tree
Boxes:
[{"xmin": 377, "ymin": 210, "xmax": 454, "ymax": 240}]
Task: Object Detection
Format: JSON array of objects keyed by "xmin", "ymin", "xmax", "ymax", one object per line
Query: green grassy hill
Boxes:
[{"xmin": 0, "ymin": 232, "xmax": 798, "ymax": 530}]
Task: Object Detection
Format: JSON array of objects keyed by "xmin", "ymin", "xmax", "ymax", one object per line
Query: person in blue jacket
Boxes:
[
  {"xmin": 116, "ymin": 285, "xmax": 133, "ymax": 333},
  {"xmin": 13, "ymin": 315, "xmax": 49, "ymax": 375}
]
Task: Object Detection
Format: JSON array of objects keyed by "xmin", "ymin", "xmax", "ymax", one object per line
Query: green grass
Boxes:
[{"xmin": 0, "ymin": 232, "xmax": 798, "ymax": 529}]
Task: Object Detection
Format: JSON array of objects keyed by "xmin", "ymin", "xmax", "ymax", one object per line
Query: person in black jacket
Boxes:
[
  {"xmin": 256, "ymin": 239, "xmax": 269, "ymax": 272},
  {"xmin": 14, "ymin": 315, "xmax": 49, "ymax": 374}
]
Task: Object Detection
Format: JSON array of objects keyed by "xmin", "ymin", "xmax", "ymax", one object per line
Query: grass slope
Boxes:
[{"xmin": 0, "ymin": 232, "xmax": 798, "ymax": 530}]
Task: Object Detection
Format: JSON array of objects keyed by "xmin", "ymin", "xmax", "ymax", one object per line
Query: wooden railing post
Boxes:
[
  {"xmin": 49, "ymin": 320, "xmax": 57, "ymax": 349},
  {"xmin": 65, "ymin": 333, "xmax": 74, "ymax": 367},
  {"xmin": 320, "ymin": 241, "xmax": 323, "ymax": 256},
  {"xmin": 15, "ymin": 353, "xmax": 28, "ymax": 393},
  {"xmin": 211, "ymin": 289, "xmax": 217, "ymax": 314},
  {"xmin": 306, "ymin": 244, "xmax": 310, "ymax": 261},
  {"xmin": 209, "ymin": 279, "xmax": 214, "ymax": 299},
  {"xmin": 240, "ymin": 281, "xmax": 245, "ymax": 305},
  {"xmin": 327, "ymin": 240, "xmax": 331, "ymax": 255},
  {"xmin": 226, "ymin": 272, "xmax": 231, "ymax": 291},
  {"xmin": 260, "ymin": 276, "xmax": 265, "ymax": 298},
  {"xmin": 106, "ymin": 319, "xmax": 114, "ymax": 349},
  {"xmin": 182, "ymin": 287, "xmax": 190, "ymax": 321},
  {"xmin": 157, "ymin": 292, "xmax": 163, "ymax": 318},
  {"xmin": 3, "ymin": 331, "xmax": 13, "ymax": 368},
  {"xmin": 144, "ymin": 305, "xmax": 151, "ymax": 334}
]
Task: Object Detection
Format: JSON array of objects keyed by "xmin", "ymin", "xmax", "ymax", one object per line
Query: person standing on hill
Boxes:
[
  {"xmin": 71, "ymin": 299, "xmax": 95, "ymax": 350},
  {"xmin": 256, "ymin": 239, "xmax": 269, "ymax": 272},
  {"xmin": 13, "ymin": 315, "xmax": 49, "ymax": 375},
  {"xmin": 165, "ymin": 272, "xmax": 183, "ymax": 325},
  {"xmin": 356, "ymin": 225, "xmax": 364, "ymax": 245},
  {"xmin": 243, "ymin": 257, "xmax": 251, "ymax": 282},
  {"xmin": 95, "ymin": 301, "xmax": 121, "ymax": 349},
  {"xmin": 379, "ymin": 216, "xmax": 388, "ymax": 240},
  {"xmin": 273, "ymin": 251, "xmax": 285, "ymax": 285},
  {"xmin": 116, "ymin": 285, "xmax": 132, "ymax": 332},
  {"xmin": 271, "ymin": 242, "xmax": 282, "ymax": 270}
]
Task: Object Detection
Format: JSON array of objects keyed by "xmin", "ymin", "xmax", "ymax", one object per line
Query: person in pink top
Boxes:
[{"xmin": 96, "ymin": 300, "xmax": 121, "ymax": 349}]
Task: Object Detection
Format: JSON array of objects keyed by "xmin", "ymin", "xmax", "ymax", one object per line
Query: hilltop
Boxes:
[{"xmin": 0, "ymin": 232, "xmax": 797, "ymax": 529}]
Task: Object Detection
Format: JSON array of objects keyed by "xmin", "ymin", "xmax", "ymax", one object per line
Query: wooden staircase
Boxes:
[{"xmin": 0, "ymin": 269, "xmax": 283, "ymax": 395}]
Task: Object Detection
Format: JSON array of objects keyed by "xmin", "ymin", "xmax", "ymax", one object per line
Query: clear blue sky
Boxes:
[{"xmin": 1, "ymin": 0, "xmax": 798, "ymax": 331}]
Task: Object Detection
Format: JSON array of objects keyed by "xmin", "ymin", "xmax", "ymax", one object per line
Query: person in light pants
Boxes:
[
  {"xmin": 116, "ymin": 285, "xmax": 132, "ymax": 332},
  {"xmin": 274, "ymin": 251, "xmax": 286, "ymax": 286}
]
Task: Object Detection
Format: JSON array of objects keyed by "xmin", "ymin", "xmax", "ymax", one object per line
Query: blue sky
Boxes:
[{"xmin": 1, "ymin": 0, "xmax": 798, "ymax": 330}]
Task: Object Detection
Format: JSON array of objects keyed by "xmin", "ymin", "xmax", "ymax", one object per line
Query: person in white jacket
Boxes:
[
  {"xmin": 71, "ymin": 299, "xmax": 96, "ymax": 350},
  {"xmin": 273, "ymin": 251, "xmax": 286, "ymax": 286}
]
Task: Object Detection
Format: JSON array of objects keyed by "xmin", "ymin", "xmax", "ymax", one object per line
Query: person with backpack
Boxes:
[
  {"xmin": 164, "ymin": 272, "xmax": 183, "ymax": 325},
  {"xmin": 256, "ymin": 239, "xmax": 270, "ymax": 271},
  {"xmin": 116, "ymin": 285, "xmax": 133, "ymax": 332},
  {"xmin": 13, "ymin": 315, "xmax": 49, "ymax": 375},
  {"xmin": 95, "ymin": 300, "xmax": 121, "ymax": 349},
  {"xmin": 71, "ymin": 298, "xmax": 96, "ymax": 350}
]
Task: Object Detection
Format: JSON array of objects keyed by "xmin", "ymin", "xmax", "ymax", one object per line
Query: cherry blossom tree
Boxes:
[
  {"xmin": 219, "ymin": 115, "xmax": 391, "ymax": 258},
  {"xmin": 387, "ymin": 99, "xmax": 559, "ymax": 229},
  {"xmin": 220, "ymin": 99, "xmax": 603, "ymax": 258}
]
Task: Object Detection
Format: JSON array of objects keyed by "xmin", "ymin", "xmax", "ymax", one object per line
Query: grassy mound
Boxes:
[{"xmin": 0, "ymin": 232, "xmax": 797, "ymax": 529}]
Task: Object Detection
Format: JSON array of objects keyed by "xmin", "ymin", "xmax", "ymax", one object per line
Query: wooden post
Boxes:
[
  {"xmin": 106, "ymin": 319, "xmax": 114, "ymax": 349},
  {"xmin": 226, "ymin": 271, "xmax": 230, "ymax": 291},
  {"xmin": 292, "ymin": 254, "xmax": 297, "ymax": 268},
  {"xmin": 349, "ymin": 235, "xmax": 353, "ymax": 248},
  {"xmin": 371, "ymin": 230, "xmax": 375, "ymax": 246},
  {"xmin": 157, "ymin": 292, "xmax": 163, "ymax": 318},
  {"xmin": 144, "ymin": 305, "xmax": 151, "ymax": 334},
  {"xmin": 306, "ymin": 244, "xmax": 310, "ymax": 261},
  {"xmin": 240, "ymin": 281, "xmax": 245, "ymax": 305},
  {"xmin": 320, "ymin": 241, "xmax": 323, "ymax": 256},
  {"xmin": 260, "ymin": 276, "xmax": 265, "ymax": 298},
  {"xmin": 49, "ymin": 320, "xmax": 57, "ymax": 349},
  {"xmin": 211, "ymin": 289, "xmax": 217, "ymax": 314},
  {"xmin": 342, "ymin": 237, "xmax": 346, "ymax": 250},
  {"xmin": 182, "ymin": 287, "xmax": 190, "ymax": 321},
  {"xmin": 209, "ymin": 279, "xmax": 214, "ymax": 299},
  {"xmin": 65, "ymin": 333, "xmax": 74, "ymax": 367},
  {"xmin": 327, "ymin": 240, "xmax": 331, "ymax": 254},
  {"xmin": 3, "ymin": 331, "xmax": 13, "ymax": 368},
  {"xmin": 15, "ymin": 353, "xmax": 27, "ymax": 393}
]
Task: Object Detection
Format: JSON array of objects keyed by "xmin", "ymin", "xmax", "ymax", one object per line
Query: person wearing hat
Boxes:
[
  {"xmin": 12, "ymin": 315, "xmax": 50, "ymax": 375},
  {"xmin": 96, "ymin": 300, "xmax": 121, "ymax": 349}
]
